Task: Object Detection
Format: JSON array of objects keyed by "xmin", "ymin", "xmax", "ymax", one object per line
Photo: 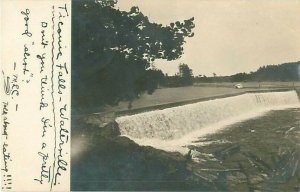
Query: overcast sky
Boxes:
[{"xmin": 117, "ymin": 0, "xmax": 300, "ymax": 76}]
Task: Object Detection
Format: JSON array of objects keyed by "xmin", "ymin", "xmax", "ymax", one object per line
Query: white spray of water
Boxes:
[{"xmin": 116, "ymin": 91, "xmax": 300, "ymax": 154}]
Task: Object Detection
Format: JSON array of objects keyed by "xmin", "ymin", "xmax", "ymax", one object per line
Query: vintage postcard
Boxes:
[{"xmin": 2, "ymin": 0, "xmax": 300, "ymax": 191}]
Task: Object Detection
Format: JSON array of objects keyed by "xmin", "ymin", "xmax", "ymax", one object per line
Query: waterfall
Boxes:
[{"xmin": 116, "ymin": 91, "xmax": 300, "ymax": 152}]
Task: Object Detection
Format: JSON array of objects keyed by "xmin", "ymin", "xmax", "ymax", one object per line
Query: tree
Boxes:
[
  {"xmin": 178, "ymin": 63, "xmax": 193, "ymax": 86},
  {"xmin": 72, "ymin": 0, "xmax": 195, "ymax": 112}
]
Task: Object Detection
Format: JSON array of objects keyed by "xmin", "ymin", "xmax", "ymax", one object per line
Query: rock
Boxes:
[
  {"xmin": 85, "ymin": 112, "xmax": 116, "ymax": 128},
  {"xmin": 97, "ymin": 121, "xmax": 121, "ymax": 138},
  {"xmin": 73, "ymin": 112, "xmax": 120, "ymax": 138}
]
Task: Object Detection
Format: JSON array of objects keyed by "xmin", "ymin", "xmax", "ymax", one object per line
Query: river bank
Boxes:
[{"xmin": 71, "ymin": 120, "xmax": 208, "ymax": 191}]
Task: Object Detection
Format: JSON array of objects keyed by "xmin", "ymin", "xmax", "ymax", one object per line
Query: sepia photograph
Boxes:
[{"xmin": 71, "ymin": 0, "xmax": 300, "ymax": 191}]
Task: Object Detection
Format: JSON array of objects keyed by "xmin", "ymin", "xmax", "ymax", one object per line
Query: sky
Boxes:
[{"xmin": 117, "ymin": 0, "xmax": 300, "ymax": 76}]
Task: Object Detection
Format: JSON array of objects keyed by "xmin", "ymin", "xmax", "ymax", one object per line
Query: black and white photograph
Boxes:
[{"xmin": 71, "ymin": 0, "xmax": 300, "ymax": 191}]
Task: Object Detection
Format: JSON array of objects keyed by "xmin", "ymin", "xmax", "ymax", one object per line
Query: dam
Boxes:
[{"xmin": 116, "ymin": 90, "xmax": 300, "ymax": 153}]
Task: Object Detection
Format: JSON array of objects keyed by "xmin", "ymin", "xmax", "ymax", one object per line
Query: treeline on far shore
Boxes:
[{"xmin": 155, "ymin": 61, "xmax": 300, "ymax": 88}]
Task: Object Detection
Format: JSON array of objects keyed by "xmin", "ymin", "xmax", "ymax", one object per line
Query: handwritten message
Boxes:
[{"xmin": 1, "ymin": 1, "xmax": 71, "ymax": 191}]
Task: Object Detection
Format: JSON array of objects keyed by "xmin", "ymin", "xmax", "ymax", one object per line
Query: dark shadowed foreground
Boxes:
[
  {"xmin": 72, "ymin": 107, "xmax": 300, "ymax": 191},
  {"xmin": 71, "ymin": 121, "xmax": 206, "ymax": 191}
]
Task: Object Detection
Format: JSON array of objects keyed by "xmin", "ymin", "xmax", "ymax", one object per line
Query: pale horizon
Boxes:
[{"xmin": 117, "ymin": 0, "xmax": 300, "ymax": 76}]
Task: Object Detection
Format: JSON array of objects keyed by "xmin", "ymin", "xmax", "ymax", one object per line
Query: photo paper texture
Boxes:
[{"xmin": 1, "ymin": 0, "xmax": 300, "ymax": 191}]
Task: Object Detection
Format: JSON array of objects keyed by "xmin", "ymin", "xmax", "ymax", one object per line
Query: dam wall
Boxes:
[{"xmin": 116, "ymin": 90, "xmax": 300, "ymax": 141}]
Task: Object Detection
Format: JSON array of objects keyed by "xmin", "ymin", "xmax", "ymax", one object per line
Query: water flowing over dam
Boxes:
[{"xmin": 116, "ymin": 91, "xmax": 300, "ymax": 152}]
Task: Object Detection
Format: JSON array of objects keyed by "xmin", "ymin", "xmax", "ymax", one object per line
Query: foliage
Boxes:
[
  {"xmin": 164, "ymin": 64, "xmax": 194, "ymax": 87},
  {"xmin": 178, "ymin": 63, "xmax": 194, "ymax": 85},
  {"xmin": 254, "ymin": 62, "xmax": 300, "ymax": 81},
  {"xmin": 72, "ymin": 0, "xmax": 195, "ymax": 112},
  {"xmin": 194, "ymin": 61, "xmax": 300, "ymax": 83}
]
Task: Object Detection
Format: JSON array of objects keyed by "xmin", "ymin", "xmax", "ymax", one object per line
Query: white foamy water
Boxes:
[{"xmin": 116, "ymin": 91, "xmax": 300, "ymax": 153}]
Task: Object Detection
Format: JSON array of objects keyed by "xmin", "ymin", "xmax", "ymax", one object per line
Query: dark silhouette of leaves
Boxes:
[{"xmin": 72, "ymin": 0, "xmax": 195, "ymax": 112}]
